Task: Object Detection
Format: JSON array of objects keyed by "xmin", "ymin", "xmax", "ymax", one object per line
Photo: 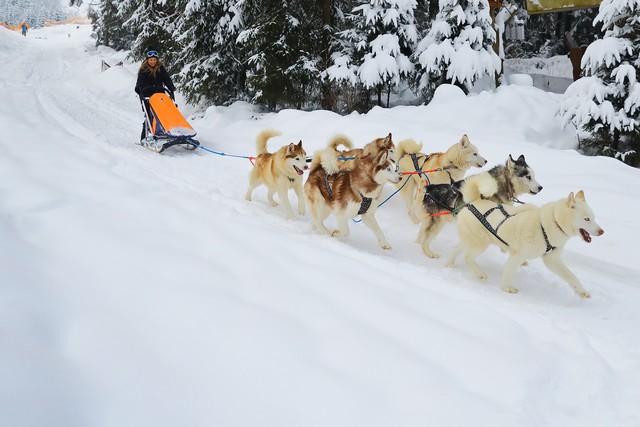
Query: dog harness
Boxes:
[
  {"xmin": 358, "ymin": 195, "xmax": 373, "ymax": 215},
  {"xmin": 426, "ymin": 192, "xmax": 457, "ymax": 213},
  {"xmin": 424, "ymin": 183, "xmax": 464, "ymax": 215},
  {"xmin": 467, "ymin": 204, "xmax": 512, "ymax": 247},
  {"xmin": 410, "ymin": 153, "xmax": 429, "ymax": 172},
  {"xmin": 467, "ymin": 204, "xmax": 556, "ymax": 253},
  {"xmin": 323, "ymin": 171, "xmax": 344, "ymax": 200},
  {"xmin": 540, "ymin": 225, "xmax": 555, "ymax": 253}
]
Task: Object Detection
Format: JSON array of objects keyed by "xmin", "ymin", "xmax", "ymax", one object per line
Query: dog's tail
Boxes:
[
  {"xmin": 255, "ymin": 129, "xmax": 281, "ymax": 155},
  {"xmin": 460, "ymin": 173, "xmax": 498, "ymax": 203},
  {"xmin": 396, "ymin": 138, "xmax": 422, "ymax": 160},
  {"xmin": 317, "ymin": 146, "xmax": 340, "ymax": 175},
  {"xmin": 327, "ymin": 134, "xmax": 354, "ymax": 151}
]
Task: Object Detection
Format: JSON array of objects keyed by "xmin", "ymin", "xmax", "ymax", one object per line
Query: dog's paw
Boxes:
[
  {"xmin": 380, "ymin": 244, "xmax": 392, "ymax": 250},
  {"xmin": 445, "ymin": 261, "xmax": 455, "ymax": 268},
  {"xmin": 477, "ymin": 273, "xmax": 488, "ymax": 280},
  {"xmin": 578, "ymin": 290, "xmax": 591, "ymax": 299},
  {"xmin": 503, "ymin": 286, "xmax": 519, "ymax": 294},
  {"xmin": 271, "ymin": 201, "xmax": 279, "ymax": 207},
  {"xmin": 298, "ymin": 209, "xmax": 305, "ymax": 216},
  {"xmin": 422, "ymin": 248, "xmax": 440, "ymax": 259},
  {"xmin": 330, "ymin": 230, "xmax": 342, "ymax": 237},
  {"xmin": 521, "ymin": 261, "xmax": 529, "ymax": 267}
]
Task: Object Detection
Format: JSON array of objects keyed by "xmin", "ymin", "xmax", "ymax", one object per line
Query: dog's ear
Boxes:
[
  {"xmin": 377, "ymin": 150, "xmax": 389, "ymax": 165},
  {"xmin": 297, "ymin": 140, "xmax": 303, "ymax": 148},
  {"xmin": 460, "ymin": 134, "xmax": 470, "ymax": 148},
  {"xmin": 567, "ymin": 192, "xmax": 576, "ymax": 208},
  {"xmin": 575, "ymin": 190, "xmax": 585, "ymax": 201},
  {"xmin": 507, "ymin": 154, "xmax": 515, "ymax": 169},
  {"xmin": 515, "ymin": 154, "xmax": 526, "ymax": 165}
]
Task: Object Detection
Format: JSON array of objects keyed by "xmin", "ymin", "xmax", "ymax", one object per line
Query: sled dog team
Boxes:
[{"xmin": 245, "ymin": 130, "xmax": 604, "ymax": 298}]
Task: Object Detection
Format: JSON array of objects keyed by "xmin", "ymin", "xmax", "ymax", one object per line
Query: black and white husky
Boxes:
[{"xmin": 412, "ymin": 154, "xmax": 543, "ymax": 259}]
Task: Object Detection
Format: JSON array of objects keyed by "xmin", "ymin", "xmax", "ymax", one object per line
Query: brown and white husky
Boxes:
[{"xmin": 304, "ymin": 139, "xmax": 402, "ymax": 249}]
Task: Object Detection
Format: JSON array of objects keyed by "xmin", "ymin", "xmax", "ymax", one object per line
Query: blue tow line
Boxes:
[
  {"xmin": 352, "ymin": 170, "xmax": 430, "ymax": 223},
  {"xmin": 187, "ymin": 140, "xmax": 253, "ymax": 160}
]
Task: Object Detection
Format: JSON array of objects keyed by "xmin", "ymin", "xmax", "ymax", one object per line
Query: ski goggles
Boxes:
[{"xmin": 146, "ymin": 51, "xmax": 158, "ymax": 58}]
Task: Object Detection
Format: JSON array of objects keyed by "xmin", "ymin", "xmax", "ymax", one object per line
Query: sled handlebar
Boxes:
[{"xmin": 138, "ymin": 85, "xmax": 174, "ymax": 99}]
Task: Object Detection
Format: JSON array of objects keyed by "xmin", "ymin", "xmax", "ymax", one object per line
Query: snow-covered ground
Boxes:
[
  {"xmin": 504, "ymin": 56, "xmax": 574, "ymax": 93},
  {"xmin": 2, "ymin": 24, "xmax": 639, "ymax": 427}
]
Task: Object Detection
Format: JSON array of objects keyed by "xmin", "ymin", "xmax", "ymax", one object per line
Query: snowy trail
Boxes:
[{"xmin": 2, "ymin": 25, "xmax": 640, "ymax": 427}]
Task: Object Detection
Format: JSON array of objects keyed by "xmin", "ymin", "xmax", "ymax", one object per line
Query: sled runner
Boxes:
[{"xmin": 138, "ymin": 89, "xmax": 200, "ymax": 153}]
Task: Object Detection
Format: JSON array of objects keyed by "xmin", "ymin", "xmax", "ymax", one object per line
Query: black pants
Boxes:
[{"xmin": 140, "ymin": 98, "xmax": 152, "ymax": 141}]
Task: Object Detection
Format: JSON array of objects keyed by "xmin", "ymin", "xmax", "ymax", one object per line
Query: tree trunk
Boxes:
[{"xmin": 320, "ymin": 0, "xmax": 337, "ymax": 111}]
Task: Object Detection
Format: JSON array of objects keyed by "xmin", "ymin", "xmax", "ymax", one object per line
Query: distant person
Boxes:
[
  {"xmin": 134, "ymin": 50, "xmax": 176, "ymax": 142},
  {"xmin": 21, "ymin": 21, "xmax": 28, "ymax": 37}
]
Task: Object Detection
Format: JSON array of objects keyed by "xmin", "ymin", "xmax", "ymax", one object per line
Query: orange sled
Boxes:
[{"xmin": 139, "ymin": 91, "xmax": 200, "ymax": 153}]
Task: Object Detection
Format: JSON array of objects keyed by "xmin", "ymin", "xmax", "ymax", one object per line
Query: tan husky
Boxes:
[
  {"xmin": 446, "ymin": 190, "xmax": 604, "ymax": 298},
  {"xmin": 395, "ymin": 135, "xmax": 487, "ymax": 223},
  {"xmin": 305, "ymin": 141, "xmax": 402, "ymax": 249},
  {"xmin": 245, "ymin": 129, "xmax": 307, "ymax": 219}
]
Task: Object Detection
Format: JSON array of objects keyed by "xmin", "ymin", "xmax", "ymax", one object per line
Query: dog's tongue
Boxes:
[
  {"xmin": 294, "ymin": 165, "xmax": 304, "ymax": 175},
  {"xmin": 579, "ymin": 228, "xmax": 592, "ymax": 243}
]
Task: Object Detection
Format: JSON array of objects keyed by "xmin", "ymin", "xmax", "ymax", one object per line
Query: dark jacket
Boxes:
[{"xmin": 135, "ymin": 63, "xmax": 176, "ymax": 97}]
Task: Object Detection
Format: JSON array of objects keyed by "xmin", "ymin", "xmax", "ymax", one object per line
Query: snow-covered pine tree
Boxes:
[
  {"xmin": 323, "ymin": 0, "xmax": 365, "ymax": 112},
  {"xmin": 237, "ymin": 0, "xmax": 321, "ymax": 111},
  {"xmin": 328, "ymin": 0, "xmax": 418, "ymax": 109},
  {"xmin": 316, "ymin": 0, "xmax": 354, "ymax": 112},
  {"xmin": 118, "ymin": 0, "xmax": 179, "ymax": 67},
  {"xmin": 414, "ymin": 0, "xmax": 500, "ymax": 101},
  {"xmin": 88, "ymin": 0, "xmax": 133, "ymax": 50},
  {"xmin": 558, "ymin": 0, "xmax": 640, "ymax": 166},
  {"xmin": 173, "ymin": 0, "xmax": 246, "ymax": 106}
]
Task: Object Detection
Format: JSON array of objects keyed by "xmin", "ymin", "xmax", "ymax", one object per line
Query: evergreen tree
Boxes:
[
  {"xmin": 174, "ymin": 0, "xmax": 247, "ymax": 106},
  {"xmin": 323, "ymin": 0, "xmax": 365, "ymax": 112},
  {"xmin": 88, "ymin": 0, "xmax": 132, "ymax": 50},
  {"xmin": 414, "ymin": 0, "xmax": 500, "ymax": 100},
  {"xmin": 327, "ymin": 0, "xmax": 419, "ymax": 109},
  {"xmin": 238, "ymin": 0, "xmax": 321, "ymax": 111},
  {"xmin": 558, "ymin": 0, "xmax": 640, "ymax": 166},
  {"xmin": 119, "ymin": 0, "xmax": 179, "ymax": 68}
]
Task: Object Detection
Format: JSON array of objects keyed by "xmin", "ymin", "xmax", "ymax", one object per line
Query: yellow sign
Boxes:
[{"xmin": 526, "ymin": 0, "xmax": 601, "ymax": 14}]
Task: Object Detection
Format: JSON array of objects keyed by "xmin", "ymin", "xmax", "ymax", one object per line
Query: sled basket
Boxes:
[{"xmin": 147, "ymin": 93, "xmax": 197, "ymax": 139}]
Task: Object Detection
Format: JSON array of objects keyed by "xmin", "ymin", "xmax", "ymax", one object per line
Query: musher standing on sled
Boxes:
[{"xmin": 135, "ymin": 50, "xmax": 176, "ymax": 142}]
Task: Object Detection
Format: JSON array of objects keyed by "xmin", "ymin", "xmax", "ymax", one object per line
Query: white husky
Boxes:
[{"xmin": 446, "ymin": 190, "xmax": 604, "ymax": 298}]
